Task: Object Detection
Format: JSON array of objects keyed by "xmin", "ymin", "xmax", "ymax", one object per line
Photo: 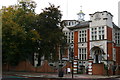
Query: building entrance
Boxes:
[{"xmin": 90, "ymin": 46, "xmax": 104, "ymax": 63}]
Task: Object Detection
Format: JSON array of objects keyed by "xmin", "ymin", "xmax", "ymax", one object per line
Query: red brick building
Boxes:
[
  {"xmin": 3, "ymin": 10, "xmax": 120, "ymax": 75},
  {"xmin": 62, "ymin": 11, "xmax": 120, "ymax": 75}
]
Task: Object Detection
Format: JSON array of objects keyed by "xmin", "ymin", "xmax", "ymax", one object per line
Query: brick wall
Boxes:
[
  {"xmin": 107, "ymin": 26, "xmax": 113, "ymax": 60},
  {"xmin": 107, "ymin": 27, "xmax": 112, "ymax": 41},
  {"xmin": 62, "ymin": 61, "xmax": 72, "ymax": 73},
  {"xmin": 74, "ymin": 31, "xmax": 78, "ymax": 59},
  {"xmin": 114, "ymin": 46, "xmax": 120, "ymax": 75},
  {"xmin": 92, "ymin": 63, "xmax": 105, "ymax": 75},
  {"xmin": 36, "ymin": 60, "xmax": 56, "ymax": 72},
  {"xmin": 115, "ymin": 47, "xmax": 120, "ymax": 65},
  {"xmin": 3, "ymin": 60, "xmax": 57, "ymax": 73},
  {"xmin": 107, "ymin": 42, "xmax": 113, "ymax": 60},
  {"xmin": 87, "ymin": 29, "xmax": 90, "ymax": 59}
]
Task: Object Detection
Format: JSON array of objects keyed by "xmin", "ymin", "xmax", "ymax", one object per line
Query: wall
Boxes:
[
  {"xmin": 92, "ymin": 63, "xmax": 105, "ymax": 75},
  {"xmin": 107, "ymin": 42, "xmax": 113, "ymax": 60},
  {"xmin": 115, "ymin": 46, "xmax": 120, "ymax": 74},
  {"xmin": 90, "ymin": 11, "xmax": 113, "ymax": 28},
  {"xmin": 74, "ymin": 31, "xmax": 78, "ymax": 59},
  {"xmin": 87, "ymin": 29, "xmax": 90, "ymax": 59},
  {"xmin": 107, "ymin": 26, "xmax": 113, "ymax": 60},
  {"xmin": 107, "ymin": 27, "xmax": 112, "ymax": 41},
  {"xmin": 2, "ymin": 60, "xmax": 57, "ymax": 73}
]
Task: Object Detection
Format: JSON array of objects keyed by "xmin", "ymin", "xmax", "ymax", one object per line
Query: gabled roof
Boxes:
[
  {"xmin": 113, "ymin": 22, "xmax": 120, "ymax": 30},
  {"xmin": 68, "ymin": 21, "xmax": 89, "ymax": 30},
  {"xmin": 62, "ymin": 27, "xmax": 70, "ymax": 32},
  {"xmin": 89, "ymin": 11, "xmax": 113, "ymax": 17}
]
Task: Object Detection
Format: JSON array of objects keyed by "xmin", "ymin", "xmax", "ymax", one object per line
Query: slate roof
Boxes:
[
  {"xmin": 113, "ymin": 22, "xmax": 120, "ymax": 30},
  {"xmin": 68, "ymin": 21, "xmax": 89, "ymax": 30}
]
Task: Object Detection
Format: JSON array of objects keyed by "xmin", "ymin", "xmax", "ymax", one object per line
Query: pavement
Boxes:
[{"xmin": 2, "ymin": 71, "xmax": 120, "ymax": 80}]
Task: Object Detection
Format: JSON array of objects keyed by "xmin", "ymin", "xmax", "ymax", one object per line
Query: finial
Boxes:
[{"xmin": 80, "ymin": 6, "xmax": 82, "ymax": 11}]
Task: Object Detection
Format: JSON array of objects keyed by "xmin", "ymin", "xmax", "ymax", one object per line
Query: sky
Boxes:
[{"xmin": 0, "ymin": 0, "xmax": 120, "ymax": 26}]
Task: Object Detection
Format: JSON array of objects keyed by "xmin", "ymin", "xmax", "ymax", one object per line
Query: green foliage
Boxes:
[
  {"xmin": 2, "ymin": 2, "xmax": 40, "ymax": 65},
  {"xmin": 39, "ymin": 4, "xmax": 61, "ymax": 29},
  {"xmin": 2, "ymin": 2, "xmax": 66, "ymax": 65},
  {"xmin": 19, "ymin": 0, "xmax": 36, "ymax": 13},
  {"xmin": 36, "ymin": 4, "xmax": 66, "ymax": 61}
]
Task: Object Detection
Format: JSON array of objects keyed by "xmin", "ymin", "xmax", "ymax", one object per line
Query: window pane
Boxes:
[{"xmin": 102, "ymin": 35, "xmax": 104, "ymax": 39}]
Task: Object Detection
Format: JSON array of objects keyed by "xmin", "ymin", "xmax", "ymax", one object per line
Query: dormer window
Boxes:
[{"xmin": 69, "ymin": 22, "xmax": 71, "ymax": 26}]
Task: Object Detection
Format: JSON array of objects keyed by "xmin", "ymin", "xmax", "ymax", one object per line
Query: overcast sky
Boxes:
[{"xmin": 0, "ymin": 0, "xmax": 120, "ymax": 26}]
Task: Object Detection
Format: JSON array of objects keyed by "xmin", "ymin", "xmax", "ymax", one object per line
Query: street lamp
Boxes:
[
  {"xmin": 69, "ymin": 46, "xmax": 74, "ymax": 78},
  {"xmin": 79, "ymin": 57, "xmax": 84, "ymax": 74},
  {"xmin": 107, "ymin": 54, "xmax": 109, "ymax": 76},
  {"xmin": 58, "ymin": 45, "xmax": 64, "ymax": 77}
]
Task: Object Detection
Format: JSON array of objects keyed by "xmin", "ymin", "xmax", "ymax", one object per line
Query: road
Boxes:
[{"xmin": 2, "ymin": 75, "xmax": 120, "ymax": 80}]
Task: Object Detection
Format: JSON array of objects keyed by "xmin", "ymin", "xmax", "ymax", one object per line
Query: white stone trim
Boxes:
[
  {"xmin": 74, "ymin": 65, "xmax": 77, "ymax": 67},
  {"xmin": 88, "ymin": 69, "xmax": 92, "ymax": 71},
  {"xmin": 74, "ymin": 62, "xmax": 77, "ymax": 64},
  {"xmin": 73, "ymin": 68, "xmax": 77, "ymax": 70},
  {"xmin": 88, "ymin": 72, "xmax": 92, "ymax": 75}
]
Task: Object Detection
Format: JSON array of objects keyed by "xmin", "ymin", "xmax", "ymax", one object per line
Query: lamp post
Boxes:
[
  {"xmin": 107, "ymin": 54, "xmax": 109, "ymax": 76},
  {"xmin": 58, "ymin": 45, "xmax": 64, "ymax": 77},
  {"xmin": 70, "ymin": 46, "xmax": 74, "ymax": 78},
  {"xmin": 81, "ymin": 59, "xmax": 84, "ymax": 74},
  {"xmin": 71, "ymin": 51, "xmax": 74, "ymax": 78}
]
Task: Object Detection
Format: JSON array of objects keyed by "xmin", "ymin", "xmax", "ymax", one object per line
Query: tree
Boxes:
[
  {"xmin": 2, "ymin": 6, "xmax": 26, "ymax": 65},
  {"xmin": 2, "ymin": 1, "xmax": 40, "ymax": 65},
  {"xmin": 36, "ymin": 4, "xmax": 66, "ymax": 61},
  {"xmin": 2, "ymin": 2, "xmax": 66, "ymax": 66}
]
